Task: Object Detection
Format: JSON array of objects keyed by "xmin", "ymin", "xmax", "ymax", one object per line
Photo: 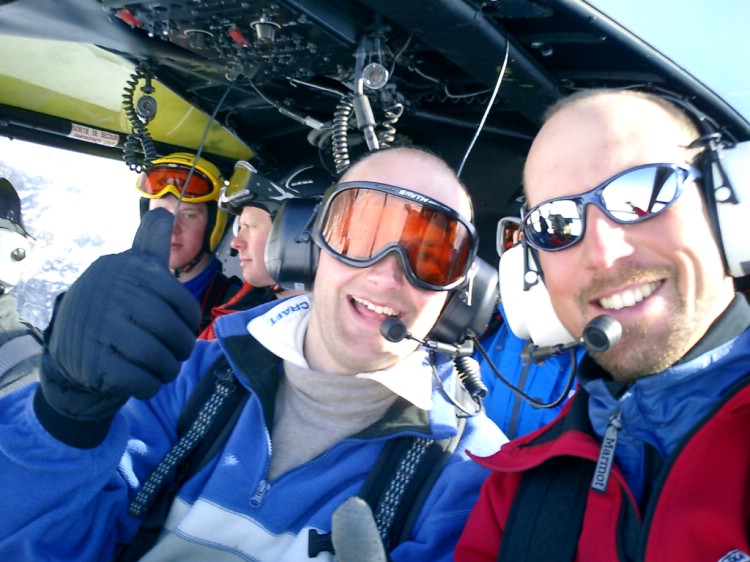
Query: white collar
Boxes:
[{"xmin": 247, "ymin": 295, "xmax": 434, "ymax": 410}]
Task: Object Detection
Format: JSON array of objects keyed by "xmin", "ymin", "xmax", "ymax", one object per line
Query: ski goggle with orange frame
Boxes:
[
  {"xmin": 312, "ymin": 181, "xmax": 477, "ymax": 291},
  {"xmin": 136, "ymin": 164, "xmax": 221, "ymax": 203}
]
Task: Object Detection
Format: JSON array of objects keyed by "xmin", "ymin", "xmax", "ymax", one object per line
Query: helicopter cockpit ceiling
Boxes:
[{"xmin": 0, "ymin": 0, "xmax": 748, "ymax": 260}]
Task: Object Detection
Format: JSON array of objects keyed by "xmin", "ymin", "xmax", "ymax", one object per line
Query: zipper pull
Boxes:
[
  {"xmin": 250, "ymin": 479, "xmax": 271, "ymax": 507},
  {"xmin": 591, "ymin": 410, "xmax": 622, "ymax": 493}
]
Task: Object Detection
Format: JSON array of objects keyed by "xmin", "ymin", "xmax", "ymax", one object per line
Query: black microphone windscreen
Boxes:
[
  {"xmin": 332, "ymin": 497, "xmax": 387, "ymax": 562},
  {"xmin": 582, "ymin": 315, "xmax": 622, "ymax": 352},
  {"xmin": 380, "ymin": 317, "xmax": 408, "ymax": 342}
]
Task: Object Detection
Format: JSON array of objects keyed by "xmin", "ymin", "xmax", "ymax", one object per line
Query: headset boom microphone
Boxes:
[
  {"xmin": 522, "ymin": 315, "xmax": 622, "ymax": 364},
  {"xmin": 380, "ymin": 317, "xmax": 466, "ymax": 357}
]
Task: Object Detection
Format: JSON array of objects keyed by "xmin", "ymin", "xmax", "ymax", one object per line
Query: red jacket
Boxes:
[
  {"xmin": 199, "ymin": 283, "xmax": 279, "ymax": 340},
  {"xmin": 455, "ymin": 380, "xmax": 750, "ymax": 561}
]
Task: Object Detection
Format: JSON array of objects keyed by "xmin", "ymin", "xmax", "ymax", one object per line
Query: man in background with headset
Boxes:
[
  {"xmin": 475, "ymin": 216, "xmax": 583, "ymax": 438},
  {"xmin": 0, "ymin": 146, "xmax": 504, "ymax": 561},
  {"xmin": 456, "ymin": 89, "xmax": 750, "ymax": 561},
  {"xmin": 199, "ymin": 161, "xmax": 328, "ymax": 340},
  {"xmin": 0, "ymin": 177, "xmax": 41, "ymax": 396}
]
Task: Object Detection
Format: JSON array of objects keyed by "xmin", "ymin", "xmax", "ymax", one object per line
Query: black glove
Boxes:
[{"xmin": 34, "ymin": 208, "xmax": 201, "ymax": 448}]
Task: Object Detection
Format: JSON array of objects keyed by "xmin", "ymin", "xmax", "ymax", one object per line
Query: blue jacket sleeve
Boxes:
[
  {"xmin": 0, "ymin": 340, "xmax": 217, "ymax": 561},
  {"xmin": 0, "ymin": 383, "xmax": 134, "ymax": 560}
]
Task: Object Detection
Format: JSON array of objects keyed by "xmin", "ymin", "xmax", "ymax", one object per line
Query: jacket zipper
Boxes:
[{"xmin": 250, "ymin": 479, "xmax": 271, "ymax": 507}]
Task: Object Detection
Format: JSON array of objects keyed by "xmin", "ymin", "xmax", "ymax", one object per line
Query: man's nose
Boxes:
[
  {"xmin": 579, "ymin": 205, "xmax": 636, "ymax": 269},
  {"xmin": 365, "ymin": 253, "xmax": 406, "ymax": 287},
  {"xmin": 230, "ymin": 233, "xmax": 244, "ymax": 250}
]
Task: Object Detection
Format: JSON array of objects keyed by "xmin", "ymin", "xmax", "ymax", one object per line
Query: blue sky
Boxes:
[{"xmin": 591, "ymin": 0, "xmax": 750, "ymax": 120}]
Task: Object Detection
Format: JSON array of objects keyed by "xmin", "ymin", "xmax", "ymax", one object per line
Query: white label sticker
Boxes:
[{"xmin": 68, "ymin": 124, "xmax": 121, "ymax": 147}]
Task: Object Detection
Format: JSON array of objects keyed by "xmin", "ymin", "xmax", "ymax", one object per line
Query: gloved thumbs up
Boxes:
[
  {"xmin": 332, "ymin": 497, "xmax": 387, "ymax": 562},
  {"xmin": 35, "ymin": 208, "xmax": 201, "ymax": 448},
  {"xmin": 132, "ymin": 206, "xmax": 174, "ymax": 265}
]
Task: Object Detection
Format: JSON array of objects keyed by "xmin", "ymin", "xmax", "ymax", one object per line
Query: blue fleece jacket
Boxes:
[
  {"xmin": 476, "ymin": 304, "xmax": 584, "ymax": 438},
  {"xmin": 0, "ymin": 296, "xmax": 504, "ymax": 561}
]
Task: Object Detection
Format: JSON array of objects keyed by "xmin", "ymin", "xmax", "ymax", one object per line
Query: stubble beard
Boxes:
[
  {"xmin": 580, "ymin": 263, "xmax": 709, "ymax": 382},
  {"xmin": 590, "ymin": 291, "xmax": 702, "ymax": 382}
]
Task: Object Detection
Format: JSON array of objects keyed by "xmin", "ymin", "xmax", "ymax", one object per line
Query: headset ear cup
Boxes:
[
  {"xmin": 428, "ymin": 257, "xmax": 499, "ymax": 345},
  {"xmin": 710, "ymin": 140, "xmax": 750, "ymax": 277},
  {"xmin": 499, "ymin": 242, "xmax": 575, "ymax": 347},
  {"xmin": 265, "ymin": 198, "xmax": 321, "ymax": 291},
  {"xmin": 660, "ymin": 94, "xmax": 748, "ymax": 278}
]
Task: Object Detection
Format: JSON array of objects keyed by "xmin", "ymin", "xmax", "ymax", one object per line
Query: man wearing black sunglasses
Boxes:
[
  {"xmin": 457, "ymin": 89, "xmax": 750, "ymax": 561},
  {"xmin": 0, "ymin": 146, "xmax": 503, "ymax": 561}
]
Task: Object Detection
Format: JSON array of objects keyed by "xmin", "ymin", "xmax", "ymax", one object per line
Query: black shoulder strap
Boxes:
[
  {"xmin": 0, "ymin": 332, "xmax": 42, "ymax": 395},
  {"xmin": 20, "ymin": 319, "xmax": 44, "ymax": 344},
  {"xmin": 0, "ymin": 333, "xmax": 41, "ymax": 374},
  {"xmin": 308, "ymin": 418, "xmax": 467, "ymax": 559},
  {"xmin": 0, "ymin": 320, "xmax": 43, "ymax": 395},
  {"xmin": 117, "ymin": 356, "xmax": 249, "ymax": 561},
  {"xmin": 175, "ymin": 356, "xmax": 251, "ymax": 474},
  {"xmin": 359, "ymin": 415, "xmax": 467, "ymax": 550},
  {"xmin": 497, "ymin": 456, "xmax": 594, "ymax": 562},
  {"xmin": 116, "ymin": 353, "xmax": 257, "ymax": 562},
  {"xmin": 393, "ymin": 416, "xmax": 465, "ymax": 546},
  {"xmin": 176, "ymin": 355, "xmax": 233, "ymax": 436}
]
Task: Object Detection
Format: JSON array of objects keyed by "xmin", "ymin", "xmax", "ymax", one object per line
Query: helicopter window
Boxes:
[{"xmin": 0, "ymin": 137, "xmax": 140, "ymax": 328}]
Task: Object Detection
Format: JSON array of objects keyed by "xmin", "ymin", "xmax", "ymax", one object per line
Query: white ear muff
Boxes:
[
  {"xmin": 713, "ymin": 140, "xmax": 750, "ymax": 278},
  {"xmin": 499, "ymin": 242, "xmax": 575, "ymax": 347}
]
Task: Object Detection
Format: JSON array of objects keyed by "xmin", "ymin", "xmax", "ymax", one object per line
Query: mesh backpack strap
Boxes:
[
  {"xmin": 117, "ymin": 338, "xmax": 279, "ymax": 562},
  {"xmin": 370, "ymin": 436, "xmax": 435, "ymax": 549},
  {"xmin": 116, "ymin": 356, "xmax": 249, "ymax": 562},
  {"xmin": 497, "ymin": 456, "xmax": 594, "ymax": 562},
  {"xmin": 358, "ymin": 415, "xmax": 467, "ymax": 551},
  {"xmin": 391, "ymin": 415, "xmax": 466, "ymax": 547},
  {"xmin": 127, "ymin": 357, "xmax": 244, "ymax": 519},
  {"xmin": 309, "ymin": 430, "xmax": 464, "ymax": 558},
  {"xmin": 0, "ymin": 334, "xmax": 41, "ymax": 379},
  {"xmin": 305, "ymin": 437, "xmax": 417, "ymax": 558}
]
